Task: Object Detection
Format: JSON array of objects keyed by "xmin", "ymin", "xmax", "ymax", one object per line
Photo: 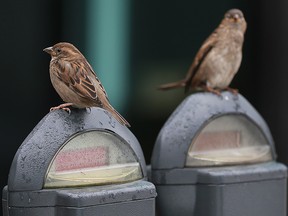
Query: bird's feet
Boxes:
[
  {"xmin": 50, "ymin": 103, "xmax": 74, "ymax": 114},
  {"xmin": 203, "ymin": 86, "xmax": 222, "ymax": 96},
  {"xmin": 225, "ymin": 87, "xmax": 238, "ymax": 95}
]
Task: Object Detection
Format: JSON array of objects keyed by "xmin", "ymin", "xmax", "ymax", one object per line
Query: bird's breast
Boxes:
[
  {"xmin": 200, "ymin": 40, "xmax": 242, "ymax": 88},
  {"xmin": 49, "ymin": 69, "xmax": 90, "ymax": 108}
]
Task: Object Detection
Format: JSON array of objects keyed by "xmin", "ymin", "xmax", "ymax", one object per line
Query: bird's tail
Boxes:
[
  {"xmin": 104, "ymin": 104, "xmax": 131, "ymax": 127},
  {"xmin": 158, "ymin": 79, "xmax": 186, "ymax": 90}
]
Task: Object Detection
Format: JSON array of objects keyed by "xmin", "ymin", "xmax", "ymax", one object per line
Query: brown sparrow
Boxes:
[
  {"xmin": 159, "ymin": 9, "xmax": 247, "ymax": 95},
  {"xmin": 43, "ymin": 42, "xmax": 130, "ymax": 127}
]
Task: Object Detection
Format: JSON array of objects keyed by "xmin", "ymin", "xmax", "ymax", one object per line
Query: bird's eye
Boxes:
[
  {"xmin": 225, "ymin": 14, "xmax": 232, "ymax": 19},
  {"xmin": 56, "ymin": 48, "xmax": 61, "ymax": 53}
]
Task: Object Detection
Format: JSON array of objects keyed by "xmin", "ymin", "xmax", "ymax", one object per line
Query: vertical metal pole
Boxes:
[{"xmin": 86, "ymin": 0, "xmax": 130, "ymax": 111}]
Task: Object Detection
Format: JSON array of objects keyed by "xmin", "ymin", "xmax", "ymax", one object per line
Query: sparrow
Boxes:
[
  {"xmin": 158, "ymin": 9, "xmax": 247, "ymax": 95},
  {"xmin": 43, "ymin": 42, "xmax": 130, "ymax": 127}
]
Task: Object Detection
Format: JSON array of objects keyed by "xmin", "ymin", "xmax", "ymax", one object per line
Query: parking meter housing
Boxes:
[
  {"xmin": 151, "ymin": 92, "xmax": 287, "ymax": 216},
  {"xmin": 3, "ymin": 107, "xmax": 156, "ymax": 216}
]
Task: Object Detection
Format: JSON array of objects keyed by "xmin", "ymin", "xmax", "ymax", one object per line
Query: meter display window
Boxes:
[
  {"xmin": 186, "ymin": 114, "xmax": 273, "ymax": 167},
  {"xmin": 44, "ymin": 130, "xmax": 143, "ymax": 188}
]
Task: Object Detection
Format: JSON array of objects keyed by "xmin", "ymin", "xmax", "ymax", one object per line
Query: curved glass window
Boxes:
[
  {"xmin": 186, "ymin": 115, "xmax": 272, "ymax": 167},
  {"xmin": 44, "ymin": 130, "xmax": 143, "ymax": 188}
]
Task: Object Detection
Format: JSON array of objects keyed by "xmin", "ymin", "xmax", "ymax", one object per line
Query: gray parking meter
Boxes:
[
  {"xmin": 151, "ymin": 91, "xmax": 287, "ymax": 216},
  {"xmin": 2, "ymin": 108, "xmax": 156, "ymax": 216}
]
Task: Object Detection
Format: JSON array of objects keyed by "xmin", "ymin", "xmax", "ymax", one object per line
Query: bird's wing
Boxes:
[
  {"xmin": 184, "ymin": 32, "xmax": 217, "ymax": 92},
  {"xmin": 54, "ymin": 59, "xmax": 105, "ymax": 102}
]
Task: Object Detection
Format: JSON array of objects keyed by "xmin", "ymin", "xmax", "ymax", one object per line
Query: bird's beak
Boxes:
[
  {"xmin": 43, "ymin": 46, "xmax": 53, "ymax": 54},
  {"xmin": 233, "ymin": 14, "xmax": 240, "ymax": 22}
]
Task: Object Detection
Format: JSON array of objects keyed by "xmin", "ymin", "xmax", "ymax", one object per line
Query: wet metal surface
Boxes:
[{"xmin": 8, "ymin": 107, "xmax": 146, "ymax": 191}]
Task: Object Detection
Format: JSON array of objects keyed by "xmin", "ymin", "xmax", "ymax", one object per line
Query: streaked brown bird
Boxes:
[
  {"xmin": 159, "ymin": 9, "xmax": 247, "ymax": 95},
  {"xmin": 43, "ymin": 42, "xmax": 130, "ymax": 127}
]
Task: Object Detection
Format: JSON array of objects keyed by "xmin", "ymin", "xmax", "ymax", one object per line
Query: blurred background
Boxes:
[{"xmin": 1, "ymin": 0, "xmax": 288, "ymax": 213}]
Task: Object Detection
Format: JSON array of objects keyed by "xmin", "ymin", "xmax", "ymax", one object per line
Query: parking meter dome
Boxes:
[
  {"xmin": 8, "ymin": 107, "xmax": 147, "ymax": 191},
  {"xmin": 150, "ymin": 92, "xmax": 286, "ymax": 216},
  {"xmin": 152, "ymin": 91, "xmax": 276, "ymax": 169},
  {"xmin": 3, "ymin": 108, "xmax": 157, "ymax": 216}
]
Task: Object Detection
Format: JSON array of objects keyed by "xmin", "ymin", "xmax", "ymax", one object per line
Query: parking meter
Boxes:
[
  {"xmin": 151, "ymin": 91, "xmax": 287, "ymax": 216},
  {"xmin": 2, "ymin": 108, "xmax": 156, "ymax": 216}
]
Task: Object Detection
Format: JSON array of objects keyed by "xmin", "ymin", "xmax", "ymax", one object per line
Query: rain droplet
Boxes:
[{"xmin": 224, "ymin": 95, "xmax": 229, "ymax": 100}]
